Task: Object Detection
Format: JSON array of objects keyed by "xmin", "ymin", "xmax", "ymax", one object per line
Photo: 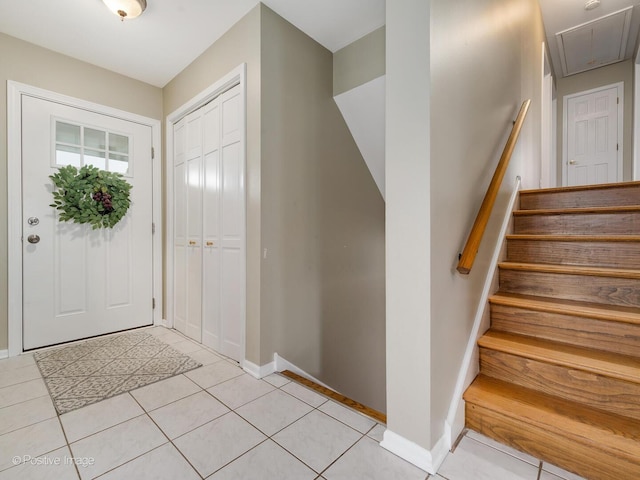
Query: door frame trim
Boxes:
[
  {"xmin": 7, "ymin": 81, "xmax": 163, "ymax": 357},
  {"xmin": 561, "ymin": 82, "xmax": 623, "ymax": 186},
  {"xmin": 165, "ymin": 64, "xmax": 247, "ymax": 365}
]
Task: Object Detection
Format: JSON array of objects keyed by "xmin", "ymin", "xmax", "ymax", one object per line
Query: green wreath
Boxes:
[{"xmin": 50, "ymin": 165, "xmax": 132, "ymax": 229}]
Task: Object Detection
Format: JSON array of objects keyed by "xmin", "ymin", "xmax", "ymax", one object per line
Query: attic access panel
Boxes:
[{"xmin": 556, "ymin": 7, "xmax": 632, "ymax": 77}]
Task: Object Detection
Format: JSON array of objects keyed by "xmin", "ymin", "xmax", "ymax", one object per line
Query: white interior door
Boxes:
[
  {"xmin": 172, "ymin": 83, "xmax": 245, "ymax": 362},
  {"xmin": 565, "ymin": 85, "xmax": 621, "ymax": 186},
  {"xmin": 22, "ymin": 95, "xmax": 154, "ymax": 350}
]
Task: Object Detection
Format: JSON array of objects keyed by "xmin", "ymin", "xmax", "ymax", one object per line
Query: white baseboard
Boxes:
[
  {"xmin": 380, "ymin": 429, "xmax": 448, "ymax": 474},
  {"xmin": 0, "ymin": 350, "xmax": 8, "ymax": 360},
  {"xmin": 243, "ymin": 359, "xmax": 275, "ymax": 379},
  {"xmin": 273, "ymin": 353, "xmax": 334, "ymax": 390}
]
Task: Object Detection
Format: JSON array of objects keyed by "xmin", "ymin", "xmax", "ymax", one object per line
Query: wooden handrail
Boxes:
[{"xmin": 457, "ymin": 99, "xmax": 531, "ymax": 275}]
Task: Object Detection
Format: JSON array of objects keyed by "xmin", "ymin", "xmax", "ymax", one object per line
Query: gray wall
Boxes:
[
  {"xmin": 261, "ymin": 7, "xmax": 386, "ymax": 412},
  {"xmin": 0, "ymin": 33, "xmax": 162, "ymax": 351},
  {"xmin": 386, "ymin": 0, "xmax": 545, "ymax": 452},
  {"xmin": 164, "ymin": 5, "xmax": 386, "ymax": 411},
  {"xmin": 1, "ymin": 6, "xmax": 386, "ymax": 412},
  {"xmin": 556, "ymin": 59, "xmax": 633, "ymax": 182},
  {"xmin": 333, "ymin": 26, "xmax": 385, "ymax": 96}
]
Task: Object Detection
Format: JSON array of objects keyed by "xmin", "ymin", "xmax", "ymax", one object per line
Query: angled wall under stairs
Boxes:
[{"xmin": 463, "ymin": 181, "xmax": 640, "ymax": 480}]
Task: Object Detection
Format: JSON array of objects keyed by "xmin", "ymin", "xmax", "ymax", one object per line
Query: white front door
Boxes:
[
  {"xmin": 566, "ymin": 85, "xmax": 621, "ymax": 186},
  {"xmin": 22, "ymin": 95, "xmax": 154, "ymax": 350}
]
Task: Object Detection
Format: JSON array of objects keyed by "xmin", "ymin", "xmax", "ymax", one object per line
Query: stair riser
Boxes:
[
  {"xmin": 465, "ymin": 403, "xmax": 640, "ymax": 480},
  {"xmin": 506, "ymin": 239, "xmax": 640, "ymax": 268},
  {"xmin": 499, "ymin": 269, "xmax": 640, "ymax": 307},
  {"xmin": 480, "ymin": 348, "xmax": 640, "ymax": 421},
  {"xmin": 490, "ymin": 303, "xmax": 640, "ymax": 358},
  {"xmin": 514, "ymin": 212, "xmax": 640, "ymax": 235},
  {"xmin": 520, "ymin": 185, "xmax": 640, "ymax": 210}
]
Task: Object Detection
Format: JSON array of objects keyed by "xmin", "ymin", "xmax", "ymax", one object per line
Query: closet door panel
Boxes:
[
  {"xmin": 173, "ymin": 162, "xmax": 187, "ymax": 335},
  {"xmin": 202, "ymin": 148, "xmax": 221, "ymax": 349},
  {"xmin": 186, "ymin": 111, "xmax": 202, "ymax": 162},
  {"xmin": 221, "ymin": 248, "xmax": 242, "ymax": 360},
  {"xmin": 221, "ymin": 143, "xmax": 243, "ymax": 246},
  {"xmin": 186, "ymin": 242, "xmax": 202, "ymax": 342},
  {"xmin": 185, "ymin": 110, "xmax": 203, "ymax": 342},
  {"xmin": 185, "ymin": 156, "xmax": 202, "ymax": 342},
  {"xmin": 220, "ymin": 132, "xmax": 243, "ymax": 359},
  {"xmin": 202, "ymin": 245, "xmax": 220, "ymax": 349},
  {"xmin": 173, "ymin": 120, "xmax": 187, "ymax": 335},
  {"xmin": 204, "ymin": 102, "xmax": 220, "ymax": 154},
  {"xmin": 221, "ymin": 87, "xmax": 241, "ymax": 146}
]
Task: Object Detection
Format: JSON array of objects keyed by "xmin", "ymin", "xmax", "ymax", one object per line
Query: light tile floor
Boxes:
[{"xmin": 0, "ymin": 326, "xmax": 587, "ymax": 480}]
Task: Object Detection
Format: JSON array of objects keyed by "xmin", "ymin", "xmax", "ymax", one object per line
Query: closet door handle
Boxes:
[
  {"xmin": 189, "ymin": 240, "xmax": 197, "ymax": 246},
  {"xmin": 206, "ymin": 241, "xmax": 214, "ymax": 246}
]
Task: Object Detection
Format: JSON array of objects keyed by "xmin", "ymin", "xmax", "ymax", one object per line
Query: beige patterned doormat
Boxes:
[{"xmin": 34, "ymin": 330, "xmax": 202, "ymax": 414}]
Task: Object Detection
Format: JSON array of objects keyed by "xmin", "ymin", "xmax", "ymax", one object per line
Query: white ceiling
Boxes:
[
  {"xmin": 538, "ymin": 0, "xmax": 640, "ymax": 78},
  {"xmin": 0, "ymin": 0, "xmax": 385, "ymax": 88}
]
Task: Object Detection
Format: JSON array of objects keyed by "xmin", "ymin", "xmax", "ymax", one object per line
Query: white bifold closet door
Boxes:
[{"xmin": 173, "ymin": 84, "xmax": 244, "ymax": 362}]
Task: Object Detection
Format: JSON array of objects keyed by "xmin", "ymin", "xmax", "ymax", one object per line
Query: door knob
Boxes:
[
  {"xmin": 569, "ymin": 160, "xmax": 577, "ymax": 165},
  {"xmin": 27, "ymin": 234, "xmax": 40, "ymax": 244}
]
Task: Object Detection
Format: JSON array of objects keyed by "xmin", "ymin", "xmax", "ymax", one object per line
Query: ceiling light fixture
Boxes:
[
  {"xmin": 585, "ymin": 0, "xmax": 601, "ymax": 11},
  {"xmin": 102, "ymin": 0, "xmax": 147, "ymax": 21}
]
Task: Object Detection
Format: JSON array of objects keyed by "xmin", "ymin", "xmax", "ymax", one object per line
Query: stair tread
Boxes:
[
  {"xmin": 464, "ymin": 375, "xmax": 640, "ymax": 451},
  {"xmin": 479, "ymin": 330, "xmax": 640, "ymax": 384},
  {"xmin": 489, "ymin": 292, "xmax": 640, "ymax": 325},
  {"xmin": 498, "ymin": 261, "xmax": 640, "ymax": 278},
  {"xmin": 520, "ymin": 181, "xmax": 640, "ymax": 196},
  {"xmin": 506, "ymin": 234, "xmax": 640, "ymax": 242},
  {"xmin": 514, "ymin": 205, "xmax": 640, "ymax": 216}
]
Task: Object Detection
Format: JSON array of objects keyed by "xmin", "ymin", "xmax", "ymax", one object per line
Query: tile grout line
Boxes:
[
  {"xmin": 2, "ymin": 336, "xmax": 405, "ymax": 479},
  {"xmin": 316, "ymin": 430, "xmax": 367, "ymax": 478},
  {"xmin": 126, "ymin": 390, "xmax": 206, "ymax": 480},
  {"xmin": 0, "ymin": 408, "xmax": 58, "ymax": 438},
  {"xmin": 55, "ymin": 413, "xmax": 82, "ymax": 480},
  {"xmin": 247, "ymin": 381, "xmax": 385, "ymax": 477},
  {"xmin": 0, "ymin": 418, "xmax": 77, "ymax": 476}
]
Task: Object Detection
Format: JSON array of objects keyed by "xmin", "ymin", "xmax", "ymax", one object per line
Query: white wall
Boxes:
[
  {"xmin": 429, "ymin": 0, "xmax": 545, "ymax": 451},
  {"xmin": 384, "ymin": 0, "xmax": 546, "ymax": 472},
  {"xmin": 384, "ymin": 0, "xmax": 433, "ymax": 469}
]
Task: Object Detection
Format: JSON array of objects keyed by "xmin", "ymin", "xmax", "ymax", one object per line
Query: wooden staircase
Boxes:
[{"xmin": 463, "ymin": 181, "xmax": 640, "ymax": 480}]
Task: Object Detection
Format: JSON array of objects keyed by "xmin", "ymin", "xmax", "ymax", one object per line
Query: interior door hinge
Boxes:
[
  {"xmin": 151, "ymin": 147, "xmax": 155, "ymax": 159},
  {"xmin": 152, "ymin": 222, "xmax": 156, "ymax": 234},
  {"xmin": 617, "ymin": 143, "xmax": 619, "ymax": 151},
  {"xmin": 152, "ymin": 298, "xmax": 156, "ymax": 309}
]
